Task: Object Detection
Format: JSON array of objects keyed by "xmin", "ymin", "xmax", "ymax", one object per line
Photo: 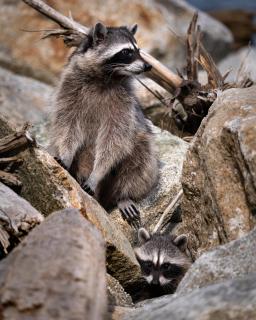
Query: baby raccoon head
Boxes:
[
  {"xmin": 134, "ymin": 228, "xmax": 192, "ymax": 293},
  {"xmin": 71, "ymin": 22, "xmax": 151, "ymax": 80}
]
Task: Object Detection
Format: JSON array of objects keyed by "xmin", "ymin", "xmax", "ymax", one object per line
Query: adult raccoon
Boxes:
[{"xmin": 50, "ymin": 23, "xmax": 159, "ymax": 228}]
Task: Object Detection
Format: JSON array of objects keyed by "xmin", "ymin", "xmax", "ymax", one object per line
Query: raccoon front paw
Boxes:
[
  {"xmin": 81, "ymin": 179, "xmax": 95, "ymax": 196},
  {"xmin": 118, "ymin": 200, "xmax": 141, "ymax": 229},
  {"xmin": 54, "ymin": 157, "xmax": 69, "ymax": 171}
]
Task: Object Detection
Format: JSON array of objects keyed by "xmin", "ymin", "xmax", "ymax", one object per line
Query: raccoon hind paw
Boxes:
[{"xmin": 118, "ymin": 199, "xmax": 141, "ymax": 229}]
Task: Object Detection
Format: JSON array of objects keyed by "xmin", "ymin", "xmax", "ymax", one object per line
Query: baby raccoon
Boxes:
[
  {"xmin": 49, "ymin": 23, "xmax": 159, "ymax": 228},
  {"xmin": 134, "ymin": 228, "xmax": 192, "ymax": 298}
]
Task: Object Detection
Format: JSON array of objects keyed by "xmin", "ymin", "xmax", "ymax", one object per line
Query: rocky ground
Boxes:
[{"xmin": 0, "ymin": 1, "xmax": 255, "ymax": 319}]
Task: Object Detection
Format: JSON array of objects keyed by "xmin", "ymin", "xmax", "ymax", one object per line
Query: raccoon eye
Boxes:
[
  {"xmin": 162, "ymin": 263, "xmax": 172, "ymax": 271},
  {"xmin": 121, "ymin": 49, "xmax": 133, "ymax": 57},
  {"xmin": 162, "ymin": 263, "xmax": 183, "ymax": 278},
  {"xmin": 140, "ymin": 261, "xmax": 153, "ymax": 275}
]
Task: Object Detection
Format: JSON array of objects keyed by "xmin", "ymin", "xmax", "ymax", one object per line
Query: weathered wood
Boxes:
[
  {"xmin": 0, "ymin": 182, "xmax": 43, "ymax": 253},
  {"xmin": 0, "ymin": 127, "xmax": 33, "ymax": 156},
  {"xmin": 0, "ymin": 170, "xmax": 22, "ymax": 188},
  {"xmin": 0, "ymin": 156, "xmax": 21, "ymax": 165}
]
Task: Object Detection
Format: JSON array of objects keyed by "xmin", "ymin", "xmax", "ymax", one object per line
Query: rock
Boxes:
[
  {"xmin": 179, "ymin": 86, "xmax": 256, "ymax": 259},
  {"xmin": 0, "ymin": 0, "xmax": 232, "ymax": 82},
  {"xmin": 156, "ymin": 0, "xmax": 233, "ymax": 63},
  {"xmin": 217, "ymin": 47, "xmax": 256, "ymax": 83},
  {"xmin": 0, "ymin": 66, "xmax": 52, "ymax": 147},
  {"xmin": 0, "ymin": 67, "xmax": 52, "ymax": 126},
  {"xmin": 0, "ymin": 182, "xmax": 44, "ymax": 254},
  {"xmin": 110, "ymin": 124, "xmax": 188, "ymax": 243},
  {"xmin": 0, "ymin": 116, "xmax": 140, "ymax": 291},
  {"xmin": 177, "ymin": 227, "xmax": 256, "ymax": 295},
  {"xmin": 123, "ymin": 274, "xmax": 256, "ymax": 320},
  {"xmin": 0, "ymin": 208, "xmax": 107, "ymax": 320},
  {"xmin": 107, "ymin": 274, "xmax": 133, "ymax": 307}
]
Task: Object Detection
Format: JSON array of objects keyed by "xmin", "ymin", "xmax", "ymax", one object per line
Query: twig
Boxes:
[
  {"xmin": 153, "ymin": 189, "xmax": 183, "ymax": 233},
  {"xmin": 0, "ymin": 156, "xmax": 21, "ymax": 165},
  {"xmin": 186, "ymin": 12, "xmax": 198, "ymax": 81},
  {"xmin": 193, "ymin": 25, "xmax": 201, "ymax": 81},
  {"xmin": 136, "ymin": 78, "xmax": 170, "ymax": 107},
  {"xmin": 236, "ymin": 44, "xmax": 252, "ymax": 83}
]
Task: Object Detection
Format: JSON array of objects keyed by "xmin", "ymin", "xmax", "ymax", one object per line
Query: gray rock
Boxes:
[
  {"xmin": 0, "ymin": 208, "xmax": 107, "ymax": 320},
  {"xmin": 0, "ymin": 182, "xmax": 44, "ymax": 252},
  {"xmin": 110, "ymin": 124, "xmax": 188, "ymax": 243},
  {"xmin": 179, "ymin": 86, "xmax": 256, "ymax": 259},
  {"xmin": 177, "ymin": 227, "xmax": 256, "ymax": 295},
  {"xmin": 218, "ymin": 47, "xmax": 256, "ymax": 83},
  {"xmin": 0, "ymin": 67, "xmax": 52, "ymax": 126},
  {"xmin": 0, "ymin": 67, "xmax": 52, "ymax": 147},
  {"xmin": 124, "ymin": 274, "xmax": 256, "ymax": 320},
  {"xmin": 157, "ymin": 0, "xmax": 233, "ymax": 64},
  {"xmin": 107, "ymin": 274, "xmax": 133, "ymax": 307}
]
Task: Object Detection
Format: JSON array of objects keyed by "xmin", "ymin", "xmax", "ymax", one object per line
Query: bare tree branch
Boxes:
[{"xmin": 23, "ymin": 0, "xmax": 89, "ymax": 34}]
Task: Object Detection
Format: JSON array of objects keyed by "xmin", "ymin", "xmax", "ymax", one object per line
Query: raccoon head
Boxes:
[
  {"xmin": 70, "ymin": 22, "xmax": 151, "ymax": 80},
  {"xmin": 134, "ymin": 228, "xmax": 192, "ymax": 293}
]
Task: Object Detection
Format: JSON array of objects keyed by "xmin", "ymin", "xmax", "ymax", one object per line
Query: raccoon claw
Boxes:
[
  {"xmin": 54, "ymin": 157, "xmax": 69, "ymax": 171},
  {"xmin": 82, "ymin": 183, "xmax": 95, "ymax": 196},
  {"xmin": 118, "ymin": 200, "xmax": 141, "ymax": 229}
]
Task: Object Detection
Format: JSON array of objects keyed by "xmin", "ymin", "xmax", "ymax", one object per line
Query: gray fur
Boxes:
[{"xmin": 49, "ymin": 24, "xmax": 158, "ymax": 224}]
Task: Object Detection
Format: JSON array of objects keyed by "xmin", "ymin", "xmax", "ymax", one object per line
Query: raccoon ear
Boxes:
[
  {"xmin": 173, "ymin": 234, "xmax": 188, "ymax": 252},
  {"xmin": 93, "ymin": 22, "xmax": 107, "ymax": 44},
  {"xmin": 129, "ymin": 24, "xmax": 138, "ymax": 35},
  {"xmin": 138, "ymin": 228, "xmax": 150, "ymax": 244}
]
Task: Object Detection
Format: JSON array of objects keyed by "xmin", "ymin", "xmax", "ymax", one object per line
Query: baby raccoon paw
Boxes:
[{"xmin": 118, "ymin": 199, "xmax": 141, "ymax": 230}]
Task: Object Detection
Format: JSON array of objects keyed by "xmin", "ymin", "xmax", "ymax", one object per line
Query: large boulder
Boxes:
[
  {"xmin": 0, "ymin": 0, "xmax": 232, "ymax": 83},
  {"xmin": 218, "ymin": 47, "xmax": 256, "ymax": 83},
  {"xmin": 179, "ymin": 86, "xmax": 256, "ymax": 259},
  {"xmin": 0, "ymin": 67, "xmax": 52, "ymax": 127},
  {"xmin": 177, "ymin": 227, "xmax": 256, "ymax": 295},
  {"xmin": 0, "ymin": 208, "xmax": 107, "ymax": 320},
  {"xmin": 123, "ymin": 275, "xmax": 256, "ymax": 320}
]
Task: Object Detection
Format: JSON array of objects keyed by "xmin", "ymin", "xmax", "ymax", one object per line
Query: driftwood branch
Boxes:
[
  {"xmin": 22, "ymin": 0, "xmax": 182, "ymax": 93},
  {"xmin": 0, "ymin": 125, "xmax": 34, "ymax": 189},
  {"xmin": 0, "ymin": 170, "xmax": 22, "ymax": 189},
  {"xmin": 0, "ymin": 125, "xmax": 33, "ymax": 156}
]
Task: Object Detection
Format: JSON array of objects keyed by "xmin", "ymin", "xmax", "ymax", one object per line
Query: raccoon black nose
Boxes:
[
  {"xmin": 144, "ymin": 63, "xmax": 152, "ymax": 72},
  {"xmin": 152, "ymin": 278, "xmax": 160, "ymax": 285}
]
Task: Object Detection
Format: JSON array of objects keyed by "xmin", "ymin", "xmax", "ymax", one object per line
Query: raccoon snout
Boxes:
[
  {"xmin": 143, "ymin": 63, "xmax": 152, "ymax": 72},
  {"xmin": 151, "ymin": 277, "xmax": 160, "ymax": 286}
]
